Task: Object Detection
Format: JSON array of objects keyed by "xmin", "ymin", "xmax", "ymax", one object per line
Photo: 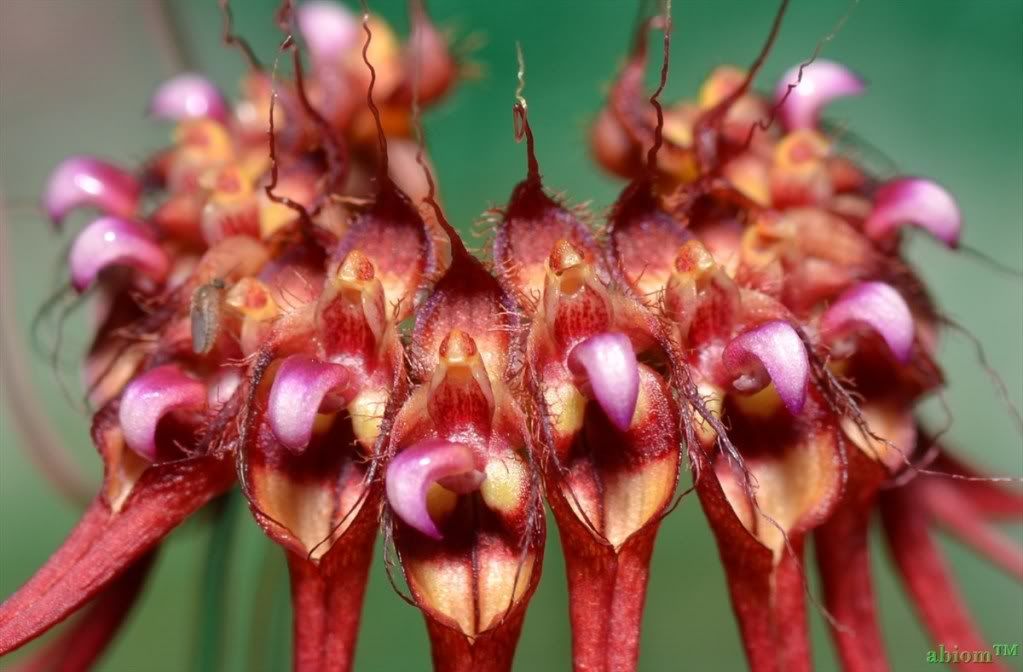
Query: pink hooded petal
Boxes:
[
  {"xmin": 722, "ymin": 320, "xmax": 809, "ymax": 414},
  {"xmin": 148, "ymin": 73, "xmax": 228, "ymax": 123},
  {"xmin": 568, "ymin": 332, "xmax": 641, "ymax": 432},
  {"xmin": 775, "ymin": 59, "xmax": 865, "ymax": 131},
  {"xmin": 267, "ymin": 355, "xmax": 354, "ymax": 453},
  {"xmin": 44, "ymin": 156, "xmax": 140, "ymax": 227},
  {"xmin": 385, "ymin": 439, "xmax": 482, "ymax": 539},
  {"xmin": 821, "ymin": 281, "xmax": 914, "ymax": 362},
  {"xmin": 864, "ymin": 177, "xmax": 962, "ymax": 248},
  {"xmin": 119, "ymin": 365, "xmax": 206, "ymax": 460},
  {"xmin": 69, "ymin": 217, "xmax": 169, "ymax": 292}
]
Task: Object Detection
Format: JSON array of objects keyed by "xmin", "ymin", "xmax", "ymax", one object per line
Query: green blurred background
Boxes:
[{"xmin": 1, "ymin": 1, "xmax": 1020, "ymax": 670}]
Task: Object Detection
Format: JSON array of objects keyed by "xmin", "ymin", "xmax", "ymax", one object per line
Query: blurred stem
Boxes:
[
  {"xmin": 248, "ymin": 536, "xmax": 292, "ymax": 672},
  {"xmin": 194, "ymin": 488, "xmax": 242, "ymax": 672}
]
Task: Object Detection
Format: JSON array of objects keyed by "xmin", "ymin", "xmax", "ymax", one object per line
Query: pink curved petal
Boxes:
[
  {"xmin": 722, "ymin": 320, "xmax": 809, "ymax": 415},
  {"xmin": 297, "ymin": 1, "xmax": 360, "ymax": 66},
  {"xmin": 69, "ymin": 217, "xmax": 169, "ymax": 292},
  {"xmin": 568, "ymin": 332, "xmax": 640, "ymax": 432},
  {"xmin": 43, "ymin": 156, "xmax": 140, "ymax": 227},
  {"xmin": 385, "ymin": 439, "xmax": 482, "ymax": 539},
  {"xmin": 267, "ymin": 355, "xmax": 354, "ymax": 453},
  {"xmin": 864, "ymin": 177, "xmax": 962, "ymax": 248},
  {"xmin": 775, "ymin": 59, "xmax": 865, "ymax": 131},
  {"xmin": 118, "ymin": 365, "xmax": 207, "ymax": 461},
  {"xmin": 148, "ymin": 73, "xmax": 228, "ymax": 123},
  {"xmin": 821, "ymin": 281, "xmax": 914, "ymax": 362}
]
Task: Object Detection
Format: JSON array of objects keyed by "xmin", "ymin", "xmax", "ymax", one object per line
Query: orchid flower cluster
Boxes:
[{"xmin": 2, "ymin": 2, "xmax": 1021, "ymax": 672}]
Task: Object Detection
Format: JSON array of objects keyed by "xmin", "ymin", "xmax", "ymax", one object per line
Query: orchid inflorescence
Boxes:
[{"xmin": 2, "ymin": 1, "xmax": 1021, "ymax": 671}]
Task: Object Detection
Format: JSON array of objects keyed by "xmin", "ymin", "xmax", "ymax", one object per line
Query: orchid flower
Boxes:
[{"xmin": 2, "ymin": 3, "xmax": 1020, "ymax": 672}]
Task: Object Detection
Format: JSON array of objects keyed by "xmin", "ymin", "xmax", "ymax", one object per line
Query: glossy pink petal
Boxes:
[
  {"xmin": 385, "ymin": 439, "xmax": 483, "ymax": 540},
  {"xmin": 118, "ymin": 365, "xmax": 206, "ymax": 461},
  {"xmin": 267, "ymin": 355, "xmax": 354, "ymax": 453},
  {"xmin": 775, "ymin": 59, "xmax": 865, "ymax": 131},
  {"xmin": 821, "ymin": 281, "xmax": 914, "ymax": 362},
  {"xmin": 43, "ymin": 156, "xmax": 140, "ymax": 227},
  {"xmin": 567, "ymin": 332, "xmax": 640, "ymax": 432},
  {"xmin": 297, "ymin": 1, "xmax": 359, "ymax": 66},
  {"xmin": 864, "ymin": 177, "xmax": 962, "ymax": 248},
  {"xmin": 722, "ymin": 320, "xmax": 809, "ymax": 414},
  {"xmin": 148, "ymin": 73, "xmax": 228, "ymax": 123},
  {"xmin": 69, "ymin": 216, "xmax": 169, "ymax": 292}
]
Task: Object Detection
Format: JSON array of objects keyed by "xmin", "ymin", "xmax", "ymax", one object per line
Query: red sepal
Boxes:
[
  {"xmin": 284, "ymin": 500, "xmax": 379, "ymax": 672},
  {"xmin": 546, "ymin": 479, "xmax": 661, "ymax": 672},
  {"xmin": 0, "ymin": 455, "xmax": 232, "ymax": 653},
  {"xmin": 693, "ymin": 444, "xmax": 811, "ymax": 672},
  {"xmin": 816, "ymin": 448, "xmax": 891, "ymax": 672},
  {"xmin": 692, "ymin": 395, "xmax": 843, "ymax": 672},
  {"xmin": 5, "ymin": 551, "xmax": 156, "ymax": 672},
  {"xmin": 880, "ymin": 482, "xmax": 1009, "ymax": 672},
  {"xmin": 423, "ymin": 605, "xmax": 533, "ymax": 672}
]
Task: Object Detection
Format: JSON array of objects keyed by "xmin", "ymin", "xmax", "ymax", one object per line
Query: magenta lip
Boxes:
[
  {"xmin": 775, "ymin": 59, "xmax": 865, "ymax": 131},
  {"xmin": 567, "ymin": 332, "xmax": 641, "ymax": 432},
  {"xmin": 43, "ymin": 156, "xmax": 141, "ymax": 227},
  {"xmin": 118, "ymin": 365, "xmax": 206, "ymax": 461},
  {"xmin": 821, "ymin": 282, "xmax": 914, "ymax": 363},
  {"xmin": 864, "ymin": 177, "xmax": 962, "ymax": 248},
  {"xmin": 386, "ymin": 439, "xmax": 483, "ymax": 539},
  {"xmin": 267, "ymin": 355, "xmax": 354, "ymax": 453},
  {"xmin": 68, "ymin": 216, "xmax": 169, "ymax": 292},
  {"xmin": 148, "ymin": 73, "xmax": 229, "ymax": 123},
  {"xmin": 722, "ymin": 320, "xmax": 809, "ymax": 415}
]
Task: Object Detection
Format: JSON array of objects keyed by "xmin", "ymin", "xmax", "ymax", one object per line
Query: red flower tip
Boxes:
[
  {"xmin": 567, "ymin": 332, "xmax": 640, "ymax": 432},
  {"xmin": 267, "ymin": 355, "xmax": 354, "ymax": 453},
  {"xmin": 297, "ymin": 0, "xmax": 360, "ymax": 68},
  {"xmin": 722, "ymin": 320, "xmax": 809, "ymax": 415},
  {"xmin": 44, "ymin": 156, "xmax": 140, "ymax": 227},
  {"xmin": 775, "ymin": 59, "xmax": 865, "ymax": 131},
  {"xmin": 864, "ymin": 177, "xmax": 962, "ymax": 248},
  {"xmin": 821, "ymin": 281, "xmax": 914, "ymax": 363},
  {"xmin": 385, "ymin": 439, "xmax": 484, "ymax": 539},
  {"xmin": 148, "ymin": 73, "xmax": 228, "ymax": 123},
  {"xmin": 69, "ymin": 216, "xmax": 169, "ymax": 292},
  {"xmin": 118, "ymin": 364, "xmax": 206, "ymax": 461}
]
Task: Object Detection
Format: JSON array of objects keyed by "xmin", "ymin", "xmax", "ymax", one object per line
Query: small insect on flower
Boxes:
[{"xmin": 190, "ymin": 277, "xmax": 228, "ymax": 355}]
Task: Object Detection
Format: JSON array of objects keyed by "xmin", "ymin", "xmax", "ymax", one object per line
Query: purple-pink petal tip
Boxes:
[
  {"xmin": 821, "ymin": 281, "xmax": 914, "ymax": 363},
  {"xmin": 385, "ymin": 439, "xmax": 482, "ymax": 539},
  {"xmin": 119, "ymin": 365, "xmax": 207, "ymax": 461},
  {"xmin": 297, "ymin": 1, "xmax": 360, "ymax": 66},
  {"xmin": 722, "ymin": 320, "xmax": 809, "ymax": 415},
  {"xmin": 775, "ymin": 59, "xmax": 865, "ymax": 131},
  {"xmin": 864, "ymin": 177, "xmax": 962, "ymax": 248},
  {"xmin": 69, "ymin": 216, "xmax": 169, "ymax": 292},
  {"xmin": 568, "ymin": 332, "xmax": 640, "ymax": 432},
  {"xmin": 148, "ymin": 73, "xmax": 228, "ymax": 123},
  {"xmin": 43, "ymin": 156, "xmax": 140, "ymax": 227},
  {"xmin": 267, "ymin": 355, "xmax": 353, "ymax": 453}
]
